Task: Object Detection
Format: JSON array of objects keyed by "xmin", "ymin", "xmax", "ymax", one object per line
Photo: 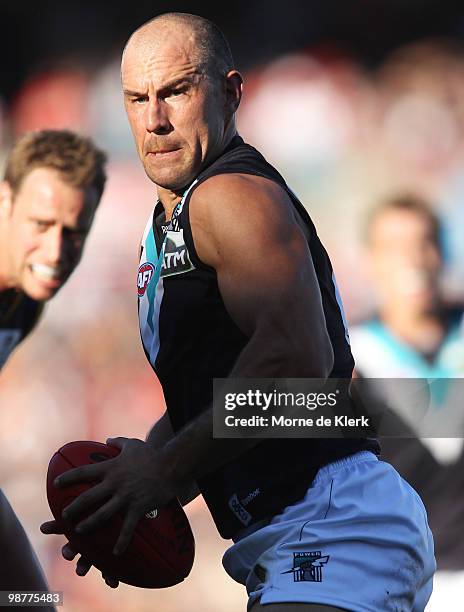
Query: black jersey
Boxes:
[
  {"xmin": 138, "ymin": 136, "xmax": 379, "ymax": 538},
  {"xmin": 0, "ymin": 290, "xmax": 43, "ymax": 369}
]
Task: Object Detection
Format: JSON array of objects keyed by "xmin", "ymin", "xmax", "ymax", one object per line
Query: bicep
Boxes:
[
  {"xmin": 218, "ymin": 219, "xmax": 321, "ymax": 338},
  {"xmin": 190, "ymin": 175, "xmax": 328, "ymax": 343}
]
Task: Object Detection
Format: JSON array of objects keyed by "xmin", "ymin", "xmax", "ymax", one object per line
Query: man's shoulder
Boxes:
[
  {"xmin": 0, "ymin": 291, "xmax": 43, "ymax": 368},
  {"xmin": 192, "ymin": 171, "xmax": 287, "ymax": 203},
  {"xmin": 187, "ymin": 172, "xmax": 295, "ymax": 239},
  {"xmin": 20, "ymin": 293, "xmax": 44, "ymax": 328},
  {"xmin": 193, "ymin": 135, "xmax": 286, "ymax": 192},
  {"xmin": 350, "ymin": 317, "xmax": 382, "ymax": 337},
  {"xmin": 1, "ymin": 289, "xmax": 38, "ymax": 317},
  {"xmin": 349, "ymin": 318, "xmax": 393, "ymax": 375}
]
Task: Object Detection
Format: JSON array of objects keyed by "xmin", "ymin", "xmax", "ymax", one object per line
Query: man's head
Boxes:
[
  {"xmin": 121, "ymin": 13, "xmax": 242, "ymax": 192},
  {"xmin": 0, "ymin": 130, "xmax": 107, "ymax": 301},
  {"xmin": 364, "ymin": 194, "xmax": 443, "ymax": 315}
]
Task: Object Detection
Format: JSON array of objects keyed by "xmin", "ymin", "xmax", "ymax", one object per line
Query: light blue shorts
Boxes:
[{"xmin": 222, "ymin": 451, "xmax": 436, "ymax": 611}]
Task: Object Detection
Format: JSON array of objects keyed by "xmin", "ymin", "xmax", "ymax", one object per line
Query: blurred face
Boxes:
[
  {"xmin": 367, "ymin": 208, "xmax": 442, "ymax": 313},
  {"xmin": 121, "ymin": 28, "xmax": 228, "ymax": 192},
  {"xmin": 0, "ymin": 167, "xmax": 98, "ymax": 301}
]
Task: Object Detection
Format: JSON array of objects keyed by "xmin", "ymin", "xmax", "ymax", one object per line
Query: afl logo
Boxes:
[{"xmin": 137, "ymin": 262, "xmax": 155, "ymax": 297}]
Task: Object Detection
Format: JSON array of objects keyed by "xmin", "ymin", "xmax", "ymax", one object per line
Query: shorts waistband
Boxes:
[
  {"xmin": 232, "ymin": 451, "xmax": 378, "ymax": 542},
  {"xmin": 312, "ymin": 450, "xmax": 378, "ymax": 486}
]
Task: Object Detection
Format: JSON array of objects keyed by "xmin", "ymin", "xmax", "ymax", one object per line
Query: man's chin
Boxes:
[
  {"xmin": 144, "ymin": 163, "xmax": 195, "ymax": 193},
  {"xmin": 21, "ymin": 281, "xmax": 62, "ymax": 302}
]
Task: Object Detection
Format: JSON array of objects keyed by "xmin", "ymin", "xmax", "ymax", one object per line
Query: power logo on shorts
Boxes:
[
  {"xmin": 138, "ymin": 262, "xmax": 155, "ymax": 297},
  {"xmin": 282, "ymin": 551, "xmax": 330, "ymax": 582}
]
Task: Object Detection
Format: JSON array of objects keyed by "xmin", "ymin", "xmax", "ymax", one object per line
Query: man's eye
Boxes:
[
  {"xmin": 168, "ymin": 88, "xmax": 186, "ymax": 98},
  {"xmin": 34, "ymin": 220, "xmax": 50, "ymax": 231},
  {"xmin": 133, "ymin": 96, "xmax": 148, "ymax": 104}
]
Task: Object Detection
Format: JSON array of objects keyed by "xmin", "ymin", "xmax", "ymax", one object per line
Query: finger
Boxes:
[
  {"xmin": 106, "ymin": 437, "xmax": 129, "ymax": 450},
  {"xmin": 40, "ymin": 520, "xmax": 63, "ymax": 535},
  {"xmin": 75, "ymin": 496, "xmax": 125, "ymax": 534},
  {"xmin": 113, "ymin": 510, "xmax": 140, "ymax": 556},
  {"xmin": 62, "ymin": 482, "xmax": 111, "ymax": 523},
  {"xmin": 76, "ymin": 556, "xmax": 92, "ymax": 576},
  {"xmin": 55, "ymin": 463, "xmax": 107, "ymax": 488},
  {"xmin": 102, "ymin": 575, "xmax": 119, "ymax": 588},
  {"xmin": 61, "ymin": 543, "xmax": 78, "ymax": 561}
]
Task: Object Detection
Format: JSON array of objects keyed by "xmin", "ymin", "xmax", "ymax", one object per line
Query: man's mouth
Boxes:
[
  {"xmin": 29, "ymin": 263, "xmax": 63, "ymax": 283},
  {"xmin": 146, "ymin": 148, "xmax": 181, "ymax": 157}
]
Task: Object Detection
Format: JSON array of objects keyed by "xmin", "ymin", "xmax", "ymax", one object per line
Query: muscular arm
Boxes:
[
  {"xmin": 197, "ymin": 174, "xmax": 333, "ymax": 377},
  {"xmin": 158, "ymin": 173, "xmax": 334, "ymax": 484},
  {"xmin": 145, "ymin": 412, "xmax": 200, "ymax": 506}
]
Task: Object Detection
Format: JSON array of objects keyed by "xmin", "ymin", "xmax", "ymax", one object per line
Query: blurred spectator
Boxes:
[
  {"xmin": 349, "ymin": 194, "xmax": 464, "ymax": 611},
  {"xmin": 238, "ymin": 50, "xmax": 372, "ymax": 193},
  {"xmin": 373, "ymin": 40, "xmax": 464, "ymax": 192},
  {"xmin": 12, "ymin": 70, "xmax": 90, "ymax": 135}
]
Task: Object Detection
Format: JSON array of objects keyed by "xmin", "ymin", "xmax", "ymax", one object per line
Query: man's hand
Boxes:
[
  {"xmin": 45, "ymin": 437, "xmax": 182, "ymax": 555},
  {"xmin": 40, "ymin": 520, "xmax": 119, "ymax": 588}
]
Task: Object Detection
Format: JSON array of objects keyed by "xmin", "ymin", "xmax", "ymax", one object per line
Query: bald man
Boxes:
[
  {"xmin": 0, "ymin": 130, "xmax": 106, "ymax": 607},
  {"xmin": 42, "ymin": 14, "xmax": 435, "ymax": 611}
]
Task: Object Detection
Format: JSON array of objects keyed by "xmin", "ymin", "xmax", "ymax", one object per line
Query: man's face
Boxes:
[
  {"xmin": 367, "ymin": 208, "xmax": 442, "ymax": 313},
  {"xmin": 1, "ymin": 167, "xmax": 98, "ymax": 301},
  {"xmin": 122, "ymin": 31, "xmax": 226, "ymax": 191}
]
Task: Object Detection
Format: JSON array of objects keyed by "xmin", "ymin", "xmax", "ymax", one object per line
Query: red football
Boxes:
[{"xmin": 46, "ymin": 441, "xmax": 195, "ymax": 588}]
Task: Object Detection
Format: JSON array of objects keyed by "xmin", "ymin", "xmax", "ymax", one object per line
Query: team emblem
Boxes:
[
  {"xmin": 137, "ymin": 262, "xmax": 155, "ymax": 297},
  {"xmin": 282, "ymin": 551, "xmax": 330, "ymax": 582}
]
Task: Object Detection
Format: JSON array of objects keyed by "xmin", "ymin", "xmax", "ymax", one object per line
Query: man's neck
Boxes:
[
  {"xmin": 157, "ymin": 130, "xmax": 238, "ymax": 219},
  {"xmin": 157, "ymin": 188, "xmax": 182, "ymax": 221}
]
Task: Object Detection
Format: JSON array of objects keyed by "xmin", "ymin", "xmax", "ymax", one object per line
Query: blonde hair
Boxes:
[{"xmin": 4, "ymin": 130, "xmax": 107, "ymax": 201}]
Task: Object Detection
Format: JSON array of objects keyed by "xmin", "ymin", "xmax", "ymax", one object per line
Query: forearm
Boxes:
[
  {"xmin": 145, "ymin": 411, "xmax": 200, "ymax": 505},
  {"xmin": 161, "ymin": 403, "xmax": 256, "ymax": 487},
  {"xmin": 161, "ymin": 328, "xmax": 323, "ymax": 485},
  {"xmin": 159, "ymin": 318, "xmax": 333, "ymax": 488},
  {"xmin": 145, "ymin": 411, "xmax": 174, "ymax": 449}
]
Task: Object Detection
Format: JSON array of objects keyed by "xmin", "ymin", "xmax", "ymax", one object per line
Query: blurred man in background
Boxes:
[
  {"xmin": 350, "ymin": 194, "xmax": 464, "ymax": 611},
  {"xmin": 43, "ymin": 14, "xmax": 435, "ymax": 611},
  {"xmin": 0, "ymin": 129, "xmax": 106, "ymax": 602}
]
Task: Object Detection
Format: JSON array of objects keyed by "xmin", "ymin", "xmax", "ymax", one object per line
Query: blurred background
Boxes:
[{"xmin": 1, "ymin": 1, "xmax": 464, "ymax": 610}]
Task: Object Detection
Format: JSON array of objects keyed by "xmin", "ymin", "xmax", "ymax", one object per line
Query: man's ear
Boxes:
[
  {"xmin": 225, "ymin": 70, "xmax": 243, "ymax": 114},
  {"xmin": 0, "ymin": 181, "xmax": 14, "ymax": 219}
]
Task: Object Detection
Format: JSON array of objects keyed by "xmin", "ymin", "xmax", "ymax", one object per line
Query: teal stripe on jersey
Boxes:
[{"xmin": 145, "ymin": 225, "xmax": 165, "ymax": 333}]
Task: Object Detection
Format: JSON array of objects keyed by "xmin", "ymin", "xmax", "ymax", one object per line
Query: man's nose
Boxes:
[
  {"xmin": 44, "ymin": 226, "xmax": 64, "ymax": 264},
  {"xmin": 146, "ymin": 98, "xmax": 172, "ymax": 135}
]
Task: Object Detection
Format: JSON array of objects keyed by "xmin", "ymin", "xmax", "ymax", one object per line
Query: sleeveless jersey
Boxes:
[
  {"xmin": 138, "ymin": 136, "xmax": 379, "ymax": 538},
  {"xmin": 0, "ymin": 290, "xmax": 43, "ymax": 369}
]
